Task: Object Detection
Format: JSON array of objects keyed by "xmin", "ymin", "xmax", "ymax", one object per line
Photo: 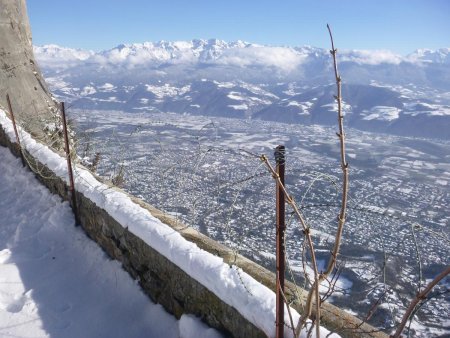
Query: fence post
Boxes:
[
  {"xmin": 6, "ymin": 94, "xmax": 26, "ymax": 166},
  {"xmin": 60, "ymin": 102, "xmax": 79, "ymax": 225},
  {"xmin": 275, "ymin": 145, "xmax": 286, "ymax": 338}
]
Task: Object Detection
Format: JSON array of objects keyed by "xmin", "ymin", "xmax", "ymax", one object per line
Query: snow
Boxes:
[
  {"xmin": 285, "ymin": 101, "xmax": 312, "ymax": 115},
  {"xmin": 98, "ymin": 83, "xmax": 116, "ymax": 92},
  {"xmin": 35, "ymin": 40, "xmax": 309, "ymax": 72},
  {"xmin": 286, "ymin": 101, "xmax": 302, "ymax": 107},
  {"xmin": 81, "ymin": 85, "xmax": 97, "ymax": 96},
  {"xmin": 407, "ymin": 48, "xmax": 450, "ymax": 64},
  {"xmin": 228, "ymin": 104, "xmax": 248, "ymax": 110},
  {"xmin": 402, "ymin": 102, "xmax": 450, "ymax": 117},
  {"xmin": 179, "ymin": 315, "xmax": 224, "ymax": 338},
  {"xmin": 0, "ymin": 145, "xmax": 222, "ymax": 338},
  {"xmin": 289, "ymin": 260, "xmax": 353, "ymax": 296},
  {"xmin": 145, "ymin": 84, "xmax": 191, "ymax": 98},
  {"xmin": 35, "ymin": 42, "xmax": 450, "ymax": 70},
  {"xmin": 397, "ymin": 187, "xmax": 412, "ymax": 194},
  {"xmin": 226, "ymin": 91, "xmax": 272, "ymax": 108},
  {"xmin": 321, "ymin": 101, "xmax": 352, "ymax": 115},
  {"xmin": 214, "ymin": 80, "xmax": 235, "ymax": 89},
  {"xmin": 239, "ymin": 82, "xmax": 279, "ymax": 100},
  {"xmin": 362, "ymin": 106, "xmax": 401, "ymax": 121},
  {"xmin": 227, "ymin": 91, "xmax": 246, "ymax": 101},
  {"xmin": 436, "ymin": 179, "xmax": 447, "ymax": 186},
  {"xmin": 0, "ymin": 110, "xmax": 340, "ymax": 338}
]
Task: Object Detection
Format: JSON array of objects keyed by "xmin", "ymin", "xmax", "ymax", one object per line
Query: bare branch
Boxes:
[{"xmin": 392, "ymin": 265, "xmax": 450, "ymax": 338}]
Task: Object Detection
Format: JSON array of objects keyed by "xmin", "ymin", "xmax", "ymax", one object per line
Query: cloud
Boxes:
[
  {"xmin": 340, "ymin": 50, "xmax": 403, "ymax": 65},
  {"xmin": 212, "ymin": 46, "xmax": 307, "ymax": 72},
  {"xmin": 34, "ymin": 44, "xmax": 94, "ymax": 69},
  {"xmin": 36, "ymin": 41, "xmax": 448, "ymax": 72},
  {"xmin": 76, "ymin": 42, "xmax": 308, "ymax": 72}
]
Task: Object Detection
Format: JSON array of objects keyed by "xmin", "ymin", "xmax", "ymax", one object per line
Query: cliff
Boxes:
[{"xmin": 0, "ymin": 0, "xmax": 57, "ymax": 139}]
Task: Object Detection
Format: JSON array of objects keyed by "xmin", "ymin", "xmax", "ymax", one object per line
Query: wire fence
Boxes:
[
  {"xmin": 2, "ymin": 97, "xmax": 449, "ymax": 337},
  {"xmin": 70, "ymin": 109, "xmax": 449, "ymax": 336}
]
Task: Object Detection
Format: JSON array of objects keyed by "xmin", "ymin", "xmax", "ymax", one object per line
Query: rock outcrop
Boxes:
[{"xmin": 0, "ymin": 0, "xmax": 57, "ymax": 139}]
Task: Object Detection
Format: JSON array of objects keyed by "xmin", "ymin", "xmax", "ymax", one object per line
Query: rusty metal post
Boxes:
[
  {"xmin": 60, "ymin": 102, "xmax": 79, "ymax": 225},
  {"xmin": 6, "ymin": 94, "xmax": 25, "ymax": 166},
  {"xmin": 275, "ymin": 145, "xmax": 286, "ymax": 338}
]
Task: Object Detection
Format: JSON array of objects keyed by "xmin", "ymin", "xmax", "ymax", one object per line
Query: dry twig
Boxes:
[{"xmin": 391, "ymin": 265, "xmax": 450, "ymax": 338}]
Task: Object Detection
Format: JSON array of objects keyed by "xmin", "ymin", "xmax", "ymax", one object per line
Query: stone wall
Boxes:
[{"xmin": 0, "ymin": 118, "xmax": 387, "ymax": 338}]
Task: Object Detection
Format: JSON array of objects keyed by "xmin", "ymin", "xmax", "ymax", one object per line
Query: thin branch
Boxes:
[
  {"xmin": 322, "ymin": 23, "xmax": 349, "ymax": 279},
  {"xmin": 392, "ymin": 265, "xmax": 450, "ymax": 338}
]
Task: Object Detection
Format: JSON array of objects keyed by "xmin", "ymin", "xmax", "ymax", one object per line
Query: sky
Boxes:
[{"xmin": 27, "ymin": 0, "xmax": 450, "ymax": 55}]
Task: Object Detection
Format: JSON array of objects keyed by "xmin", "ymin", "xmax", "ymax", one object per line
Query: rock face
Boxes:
[{"xmin": 0, "ymin": 0, "xmax": 57, "ymax": 137}]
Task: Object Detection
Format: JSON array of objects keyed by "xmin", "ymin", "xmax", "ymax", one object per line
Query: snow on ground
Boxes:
[
  {"xmin": 289, "ymin": 260, "xmax": 353, "ymax": 297},
  {"xmin": 227, "ymin": 91, "xmax": 246, "ymax": 101},
  {"xmin": 0, "ymin": 146, "xmax": 222, "ymax": 338},
  {"xmin": 145, "ymin": 84, "xmax": 190, "ymax": 98},
  {"xmin": 98, "ymin": 83, "xmax": 116, "ymax": 92},
  {"xmin": 320, "ymin": 101, "xmax": 352, "ymax": 115},
  {"xmin": 228, "ymin": 103, "xmax": 248, "ymax": 110},
  {"xmin": 361, "ymin": 106, "xmax": 400, "ymax": 121},
  {"xmin": 0, "ymin": 109, "xmax": 340, "ymax": 338},
  {"xmin": 80, "ymin": 85, "xmax": 97, "ymax": 96}
]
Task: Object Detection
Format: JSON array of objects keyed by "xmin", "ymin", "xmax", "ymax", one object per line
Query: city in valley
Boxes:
[{"xmin": 71, "ymin": 109, "xmax": 449, "ymax": 337}]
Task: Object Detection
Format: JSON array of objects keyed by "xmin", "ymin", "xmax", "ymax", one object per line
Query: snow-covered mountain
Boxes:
[
  {"xmin": 34, "ymin": 40, "xmax": 450, "ymax": 139},
  {"xmin": 34, "ymin": 40, "xmax": 450, "ymax": 68}
]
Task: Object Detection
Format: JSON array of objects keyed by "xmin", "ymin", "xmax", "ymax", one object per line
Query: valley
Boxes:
[
  {"xmin": 70, "ymin": 109, "xmax": 449, "ymax": 337},
  {"xmin": 36, "ymin": 38, "xmax": 450, "ymax": 337}
]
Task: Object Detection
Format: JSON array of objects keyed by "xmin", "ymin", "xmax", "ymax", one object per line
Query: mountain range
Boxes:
[{"xmin": 34, "ymin": 40, "xmax": 450, "ymax": 139}]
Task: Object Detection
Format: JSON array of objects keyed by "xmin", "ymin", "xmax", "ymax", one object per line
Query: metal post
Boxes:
[
  {"xmin": 60, "ymin": 102, "xmax": 79, "ymax": 225},
  {"xmin": 6, "ymin": 94, "xmax": 25, "ymax": 166},
  {"xmin": 275, "ymin": 145, "xmax": 286, "ymax": 338}
]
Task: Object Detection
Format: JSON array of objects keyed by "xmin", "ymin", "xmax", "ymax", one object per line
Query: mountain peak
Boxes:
[
  {"xmin": 408, "ymin": 48, "xmax": 450, "ymax": 64},
  {"xmin": 34, "ymin": 40, "xmax": 450, "ymax": 79}
]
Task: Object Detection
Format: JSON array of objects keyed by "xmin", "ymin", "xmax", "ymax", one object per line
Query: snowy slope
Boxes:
[{"xmin": 0, "ymin": 145, "xmax": 222, "ymax": 338}]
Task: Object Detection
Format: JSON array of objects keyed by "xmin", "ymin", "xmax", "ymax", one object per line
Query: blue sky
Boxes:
[{"xmin": 27, "ymin": 0, "xmax": 449, "ymax": 54}]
